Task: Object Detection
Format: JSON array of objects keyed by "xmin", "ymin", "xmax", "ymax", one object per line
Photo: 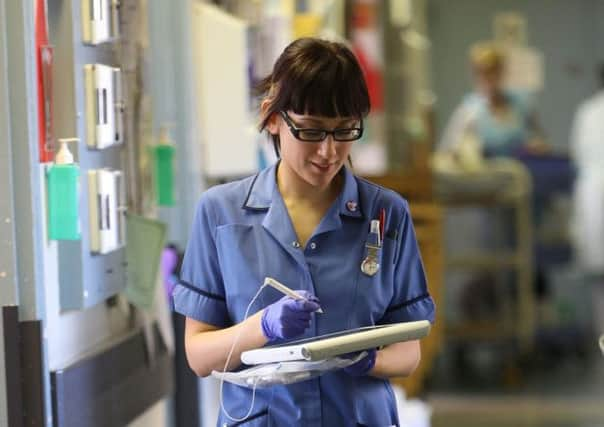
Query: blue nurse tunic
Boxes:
[{"xmin": 173, "ymin": 163, "xmax": 435, "ymax": 427}]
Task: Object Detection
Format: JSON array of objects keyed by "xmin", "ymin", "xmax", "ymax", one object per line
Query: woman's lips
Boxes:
[{"xmin": 310, "ymin": 162, "xmax": 334, "ymax": 172}]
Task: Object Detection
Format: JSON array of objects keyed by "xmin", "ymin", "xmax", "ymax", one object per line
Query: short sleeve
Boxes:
[
  {"xmin": 438, "ymin": 94, "xmax": 484, "ymax": 152},
  {"xmin": 172, "ymin": 194, "xmax": 232, "ymax": 327},
  {"xmin": 380, "ymin": 202, "xmax": 436, "ymax": 325}
]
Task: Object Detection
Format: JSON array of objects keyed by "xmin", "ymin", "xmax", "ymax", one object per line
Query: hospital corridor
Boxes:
[{"xmin": 1, "ymin": 1, "xmax": 603, "ymax": 426}]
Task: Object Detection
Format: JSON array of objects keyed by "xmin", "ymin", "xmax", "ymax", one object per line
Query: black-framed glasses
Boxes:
[{"xmin": 279, "ymin": 111, "xmax": 363, "ymax": 142}]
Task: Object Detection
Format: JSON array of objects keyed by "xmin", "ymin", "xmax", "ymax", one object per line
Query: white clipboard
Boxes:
[{"xmin": 241, "ymin": 320, "xmax": 431, "ymax": 365}]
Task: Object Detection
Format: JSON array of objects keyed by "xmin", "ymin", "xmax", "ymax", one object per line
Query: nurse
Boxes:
[
  {"xmin": 172, "ymin": 37, "xmax": 435, "ymax": 426},
  {"xmin": 439, "ymin": 42, "xmax": 548, "ymax": 157}
]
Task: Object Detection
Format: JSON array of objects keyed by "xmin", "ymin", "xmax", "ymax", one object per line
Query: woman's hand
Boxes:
[
  {"xmin": 342, "ymin": 349, "xmax": 377, "ymax": 377},
  {"xmin": 369, "ymin": 340, "xmax": 422, "ymax": 379},
  {"xmin": 261, "ymin": 291, "xmax": 321, "ymax": 341}
]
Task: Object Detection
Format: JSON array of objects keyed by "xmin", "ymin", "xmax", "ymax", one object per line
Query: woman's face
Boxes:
[
  {"xmin": 267, "ymin": 110, "xmax": 359, "ymax": 191},
  {"xmin": 474, "ymin": 66, "xmax": 504, "ymax": 100}
]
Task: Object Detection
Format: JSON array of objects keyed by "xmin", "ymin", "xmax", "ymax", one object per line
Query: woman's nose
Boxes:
[{"xmin": 317, "ymin": 135, "xmax": 337, "ymax": 157}]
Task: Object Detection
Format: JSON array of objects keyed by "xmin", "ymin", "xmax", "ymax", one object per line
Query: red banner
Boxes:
[{"xmin": 36, "ymin": 0, "xmax": 54, "ymax": 162}]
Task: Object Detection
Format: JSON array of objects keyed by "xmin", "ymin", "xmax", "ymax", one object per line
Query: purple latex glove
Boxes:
[
  {"xmin": 161, "ymin": 248, "xmax": 179, "ymax": 299},
  {"xmin": 261, "ymin": 291, "xmax": 321, "ymax": 341},
  {"xmin": 343, "ymin": 348, "xmax": 377, "ymax": 377}
]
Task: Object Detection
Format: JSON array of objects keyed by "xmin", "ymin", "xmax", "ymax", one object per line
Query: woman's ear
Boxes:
[{"xmin": 261, "ymin": 99, "xmax": 280, "ymax": 135}]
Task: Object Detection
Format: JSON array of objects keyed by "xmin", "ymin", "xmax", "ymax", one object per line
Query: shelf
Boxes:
[
  {"xmin": 446, "ymin": 253, "xmax": 523, "ymax": 269},
  {"xmin": 446, "ymin": 321, "xmax": 520, "ymax": 341}
]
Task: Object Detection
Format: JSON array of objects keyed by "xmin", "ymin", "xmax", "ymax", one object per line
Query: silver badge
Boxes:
[{"xmin": 361, "ymin": 256, "xmax": 380, "ymax": 276}]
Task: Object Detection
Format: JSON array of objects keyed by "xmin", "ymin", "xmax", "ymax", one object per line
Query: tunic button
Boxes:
[
  {"xmin": 346, "ymin": 200, "xmax": 358, "ymax": 212},
  {"xmin": 310, "ymin": 242, "xmax": 317, "ymax": 250},
  {"xmin": 292, "ymin": 241, "xmax": 301, "ymax": 248}
]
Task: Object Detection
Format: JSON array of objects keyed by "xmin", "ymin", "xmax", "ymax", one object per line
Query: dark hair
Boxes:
[{"xmin": 256, "ymin": 37, "xmax": 370, "ymax": 156}]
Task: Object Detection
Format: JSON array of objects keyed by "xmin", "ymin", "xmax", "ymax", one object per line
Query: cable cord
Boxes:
[{"xmin": 219, "ymin": 283, "xmax": 267, "ymax": 423}]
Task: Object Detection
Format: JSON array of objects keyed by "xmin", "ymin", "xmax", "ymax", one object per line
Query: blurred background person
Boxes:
[
  {"xmin": 439, "ymin": 42, "xmax": 548, "ymax": 159},
  {"xmin": 570, "ymin": 63, "xmax": 604, "ymax": 337}
]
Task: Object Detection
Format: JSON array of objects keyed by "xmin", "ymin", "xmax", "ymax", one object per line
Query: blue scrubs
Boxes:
[{"xmin": 173, "ymin": 163, "xmax": 435, "ymax": 427}]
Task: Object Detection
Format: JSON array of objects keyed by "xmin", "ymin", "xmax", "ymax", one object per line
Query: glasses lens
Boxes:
[
  {"xmin": 298, "ymin": 129, "xmax": 327, "ymax": 141},
  {"xmin": 334, "ymin": 129, "xmax": 362, "ymax": 141}
]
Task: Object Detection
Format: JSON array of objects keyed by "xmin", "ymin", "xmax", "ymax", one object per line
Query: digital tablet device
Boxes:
[{"xmin": 241, "ymin": 320, "xmax": 431, "ymax": 365}]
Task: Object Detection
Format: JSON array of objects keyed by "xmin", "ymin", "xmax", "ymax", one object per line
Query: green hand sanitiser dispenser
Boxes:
[
  {"xmin": 47, "ymin": 138, "xmax": 81, "ymax": 240},
  {"xmin": 152, "ymin": 126, "xmax": 175, "ymax": 206}
]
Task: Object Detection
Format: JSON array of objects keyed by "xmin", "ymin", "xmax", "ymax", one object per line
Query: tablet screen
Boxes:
[{"xmin": 267, "ymin": 324, "xmax": 391, "ymax": 348}]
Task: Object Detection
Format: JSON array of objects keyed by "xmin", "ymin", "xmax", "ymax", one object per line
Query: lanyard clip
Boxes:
[
  {"xmin": 362, "ymin": 220, "xmax": 382, "ymax": 277},
  {"xmin": 369, "ymin": 219, "xmax": 381, "ymax": 248}
]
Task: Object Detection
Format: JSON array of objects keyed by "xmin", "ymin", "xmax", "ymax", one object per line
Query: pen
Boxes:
[
  {"xmin": 263, "ymin": 277, "xmax": 324, "ymax": 314},
  {"xmin": 379, "ymin": 208, "xmax": 385, "ymax": 247}
]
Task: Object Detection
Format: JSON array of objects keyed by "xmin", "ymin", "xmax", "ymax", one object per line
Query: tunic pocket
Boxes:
[
  {"xmin": 225, "ymin": 408, "xmax": 269, "ymax": 426},
  {"xmin": 353, "ymin": 378, "xmax": 399, "ymax": 427},
  {"xmin": 215, "ymin": 224, "xmax": 273, "ymax": 323},
  {"xmin": 215, "ymin": 224, "xmax": 303, "ymax": 324},
  {"xmin": 351, "ymin": 234, "xmax": 396, "ymax": 326}
]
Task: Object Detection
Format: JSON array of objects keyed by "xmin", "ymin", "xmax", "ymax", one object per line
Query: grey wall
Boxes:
[
  {"xmin": 148, "ymin": 0, "xmax": 204, "ymax": 249},
  {"xmin": 147, "ymin": 1, "xmax": 205, "ymax": 425},
  {"xmin": 3, "ymin": 0, "xmax": 54, "ymax": 423},
  {"xmin": 0, "ymin": 3, "xmax": 17, "ymax": 424},
  {"xmin": 596, "ymin": 1, "xmax": 604, "ymax": 56},
  {"xmin": 0, "ymin": 0, "xmax": 18, "ymax": 306},
  {"xmin": 428, "ymin": 0, "xmax": 604, "ymax": 151}
]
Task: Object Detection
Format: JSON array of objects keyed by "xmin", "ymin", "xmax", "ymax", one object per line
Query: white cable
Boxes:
[{"xmin": 219, "ymin": 284, "xmax": 267, "ymax": 423}]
